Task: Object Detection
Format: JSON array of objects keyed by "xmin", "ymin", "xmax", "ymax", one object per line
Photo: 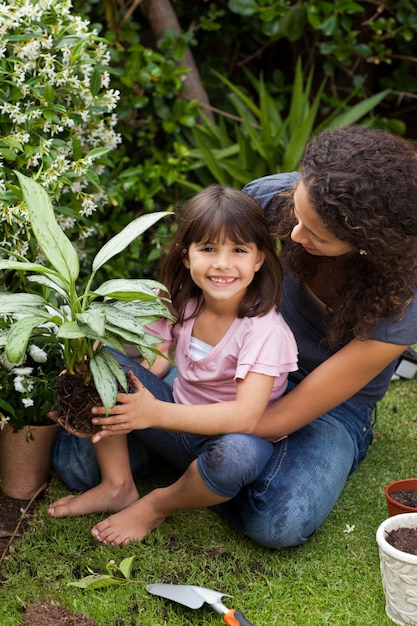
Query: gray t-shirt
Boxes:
[{"xmin": 244, "ymin": 174, "xmax": 417, "ymax": 405}]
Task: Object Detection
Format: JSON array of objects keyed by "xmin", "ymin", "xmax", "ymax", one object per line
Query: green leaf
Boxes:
[
  {"xmin": 84, "ymin": 169, "xmax": 101, "ymax": 189},
  {"xmin": 5, "ymin": 316, "xmax": 51, "ymax": 363},
  {"xmin": 90, "ymin": 66, "xmax": 102, "ymax": 97},
  {"xmin": 98, "ymin": 350, "xmax": 128, "ymax": 392},
  {"xmin": 27, "ymin": 275, "xmax": 68, "ymax": 299},
  {"xmin": 118, "ymin": 556, "xmax": 135, "ymax": 579},
  {"xmin": 99, "ymin": 307, "xmax": 146, "ymax": 337},
  {"xmin": 106, "ymin": 300, "xmax": 175, "ymax": 321},
  {"xmin": 0, "ymin": 399, "xmax": 16, "ymax": 418},
  {"xmin": 0, "ymin": 293, "xmax": 47, "ymax": 308},
  {"xmin": 321, "ymin": 90, "xmax": 390, "ymax": 130},
  {"xmin": 85, "ymin": 147, "xmax": 113, "ymax": 161},
  {"xmin": 56, "ymin": 320, "xmax": 86, "ymax": 339},
  {"xmin": 77, "ymin": 309, "xmax": 106, "ymax": 337},
  {"xmin": 43, "ymin": 84, "xmax": 56, "ymax": 105},
  {"xmin": 0, "ymin": 260, "xmax": 61, "ymax": 279},
  {"xmin": 104, "ymin": 323, "xmax": 147, "ymax": 346},
  {"xmin": 92, "ymin": 212, "xmax": 170, "ymax": 273},
  {"xmin": 72, "ymin": 136, "xmax": 83, "ymax": 161},
  {"xmin": 15, "ymin": 173, "xmax": 80, "ymax": 284},
  {"xmin": 0, "ymin": 147, "xmax": 17, "ymax": 161},
  {"xmin": 90, "ymin": 355, "xmax": 119, "ymax": 411},
  {"xmin": 92, "ymin": 279, "xmax": 162, "ymax": 301},
  {"xmin": 67, "ymin": 574, "xmax": 125, "ymax": 589}
]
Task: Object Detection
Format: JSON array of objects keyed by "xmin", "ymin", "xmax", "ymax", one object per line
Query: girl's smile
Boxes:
[
  {"xmin": 184, "ymin": 237, "xmax": 264, "ymax": 306},
  {"xmin": 209, "ymin": 276, "xmax": 238, "ymax": 285}
]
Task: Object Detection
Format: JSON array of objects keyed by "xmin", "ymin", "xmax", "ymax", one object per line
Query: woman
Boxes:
[{"xmin": 51, "ymin": 126, "xmax": 417, "ymax": 549}]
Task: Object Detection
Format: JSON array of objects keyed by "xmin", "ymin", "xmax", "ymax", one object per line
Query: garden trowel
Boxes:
[{"xmin": 146, "ymin": 582, "xmax": 255, "ymax": 625}]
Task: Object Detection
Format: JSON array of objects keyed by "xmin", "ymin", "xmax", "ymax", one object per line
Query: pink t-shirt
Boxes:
[{"xmin": 147, "ymin": 301, "xmax": 298, "ymax": 406}]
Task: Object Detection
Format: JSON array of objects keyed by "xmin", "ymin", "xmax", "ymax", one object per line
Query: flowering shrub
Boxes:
[
  {"xmin": 0, "ymin": 0, "xmax": 121, "ymax": 279},
  {"xmin": 0, "ymin": 333, "xmax": 63, "ymax": 431}
]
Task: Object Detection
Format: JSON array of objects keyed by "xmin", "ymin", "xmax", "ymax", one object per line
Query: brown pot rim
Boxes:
[{"xmin": 386, "ymin": 478, "xmax": 417, "ymax": 513}]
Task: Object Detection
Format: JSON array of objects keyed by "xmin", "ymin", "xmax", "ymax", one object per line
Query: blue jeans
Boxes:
[
  {"xmin": 51, "ymin": 362, "xmax": 374, "ymax": 549},
  {"xmin": 52, "ymin": 353, "xmax": 273, "ymax": 500}
]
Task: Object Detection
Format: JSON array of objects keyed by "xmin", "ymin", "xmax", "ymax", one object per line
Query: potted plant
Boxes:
[
  {"xmin": 385, "ymin": 478, "xmax": 417, "ymax": 517},
  {"xmin": 0, "ymin": 330, "xmax": 64, "ymax": 499},
  {"xmin": 0, "ymin": 172, "xmax": 173, "ymax": 436},
  {"xmin": 376, "ymin": 512, "xmax": 417, "ymax": 626}
]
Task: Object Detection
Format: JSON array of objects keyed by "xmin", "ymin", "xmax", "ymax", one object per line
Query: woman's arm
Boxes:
[
  {"xmin": 91, "ymin": 370, "xmax": 275, "ymax": 441},
  {"xmin": 252, "ymin": 338, "xmax": 408, "ymax": 440}
]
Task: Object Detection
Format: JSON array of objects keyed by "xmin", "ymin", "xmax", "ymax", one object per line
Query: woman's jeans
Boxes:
[{"xmin": 51, "ymin": 358, "xmax": 374, "ymax": 549}]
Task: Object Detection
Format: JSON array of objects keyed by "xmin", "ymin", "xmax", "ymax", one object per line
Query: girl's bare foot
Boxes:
[
  {"xmin": 91, "ymin": 491, "xmax": 165, "ymax": 546},
  {"xmin": 48, "ymin": 481, "xmax": 139, "ymax": 518}
]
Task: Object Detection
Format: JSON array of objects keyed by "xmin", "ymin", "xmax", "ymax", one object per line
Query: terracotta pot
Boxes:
[
  {"xmin": 386, "ymin": 478, "xmax": 417, "ymax": 517},
  {"xmin": 376, "ymin": 513, "xmax": 417, "ymax": 625},
  {"xmin": 0, "ymin": 422, "xmax": 59, "ymax": 500}
]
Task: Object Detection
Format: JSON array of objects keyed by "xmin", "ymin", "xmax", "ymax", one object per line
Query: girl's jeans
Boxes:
[
  {"xmin": 53, "ymin": 352, "xmax": 273, "ymax": 501},
  {"xmin": 51, "ymin": 357, "xmax": 374, "ymax": 549}
]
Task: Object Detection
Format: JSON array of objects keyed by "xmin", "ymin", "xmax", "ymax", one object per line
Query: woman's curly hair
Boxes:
[{"xmin": 274, "ymin": 126, "xmax": 417, "ymax": 347}]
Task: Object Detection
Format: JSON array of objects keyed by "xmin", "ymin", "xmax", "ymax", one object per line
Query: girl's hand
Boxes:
[{"xmin": 91, "ymin": 371, "xmax": 158, "ymax": 443}]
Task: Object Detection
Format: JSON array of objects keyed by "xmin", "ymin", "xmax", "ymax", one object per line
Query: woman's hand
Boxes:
[{"xmin": 91, "ymin": 371, "xmax": 159, "ymax": 443}]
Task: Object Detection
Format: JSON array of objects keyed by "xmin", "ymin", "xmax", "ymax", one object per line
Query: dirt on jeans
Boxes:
[{"xmin": 0, "ymin": 490, "xmax": 98, "ymax": 626}]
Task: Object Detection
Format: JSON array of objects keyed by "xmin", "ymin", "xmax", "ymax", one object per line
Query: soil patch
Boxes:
[
  {"xmin": 386, "ymin": 527, "xmax": 417, "ymax": 555},
  {"xmin": 390, "ymin": 489, "xmax": 417, "ymax": 509},
  {"xmin": 24, "ymin": 601, "xmax": 97, "ymax": 625},
  {"xmin": 0, "ymin": 489, "xmax": 29, "ymax": 552}
]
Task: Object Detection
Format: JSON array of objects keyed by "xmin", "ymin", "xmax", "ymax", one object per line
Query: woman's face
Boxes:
[{"xmin": 291, "ymin": 180, "xmax": 354, "ymax": 257}]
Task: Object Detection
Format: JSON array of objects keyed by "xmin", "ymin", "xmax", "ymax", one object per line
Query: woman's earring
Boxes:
[{"xmin": 359, "ymin": 249, "xmax": 367, "ymax": 256}]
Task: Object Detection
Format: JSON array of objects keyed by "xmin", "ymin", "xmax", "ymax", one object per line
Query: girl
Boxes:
[{"xmin": 48, "ymin": 185, "xmax": 298, "ymax": 545}]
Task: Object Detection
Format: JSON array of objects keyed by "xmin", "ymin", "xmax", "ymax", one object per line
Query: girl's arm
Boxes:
[
  {"xmin": 252, "ymin": 338, "xmax": 407, "ymax": 440},
  {"xmin": 142, "ymin": 342, "xmax": 172, "ymax": 378},
  {"xmin": 91, "ymin": 370, "xmax": 275, "ymax": 441}
]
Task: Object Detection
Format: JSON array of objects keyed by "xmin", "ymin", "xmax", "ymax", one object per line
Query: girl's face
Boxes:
[
  {"xmin": 183, "ymin": 235, "xmax": 265, "ymax": 307},
  {"xmin": 291, "ymin": 180, "xmax": 354, "ymax": 257}
]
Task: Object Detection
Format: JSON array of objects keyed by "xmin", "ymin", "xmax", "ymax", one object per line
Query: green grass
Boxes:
[{"xmin": 1, "ymin": 377, "xmax": 417, "ymax": 625}]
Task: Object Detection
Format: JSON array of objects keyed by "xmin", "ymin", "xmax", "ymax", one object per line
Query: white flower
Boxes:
[
  {"xmin": 343, "ymin": 523, "xmax": 355, "ymax": 534},
  {"xmin": 22, "ymin": 398, "xmax": 34, "ymax": 408},
  {"xmin": 0, "ymin": 353, "xmax": 22, "ymax": 370},
  {"xmin": 28, "ymin": 344, "xmax": 48, "ymax": 363},
  {"xmin": 0, "ymin": 0, "xmax": 121, "ymax": 273},
  {"xmin": 12, "ymin": 367, "xmax": 33, "ymax": 376},
  {"xmin": 0, "ymin": 415, "xmax": 10, "ymax": 430},
  {"xmin": 13, "ymin": 373, "xmax": 34, "ymax": 394}
]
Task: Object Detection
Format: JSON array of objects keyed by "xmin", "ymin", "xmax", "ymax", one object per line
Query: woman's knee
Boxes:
[{"xmin": 244, "ymin": 512, "xmax": 321, "ymax": 549}]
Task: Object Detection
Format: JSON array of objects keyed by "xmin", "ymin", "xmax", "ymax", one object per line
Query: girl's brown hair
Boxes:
[
  {"xmin": 159, "ymin": 185, "xmax": 283, "ymax": 322},
  {"xmin": 274, "ymin": 126, "xmax": 417, "ymax": 347}
]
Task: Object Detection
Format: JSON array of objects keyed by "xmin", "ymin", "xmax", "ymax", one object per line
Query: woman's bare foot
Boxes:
[
  {"xmin": 91, "ymin": 490, "xmax": 165, "ymax": 546},
  {"xmin": 48, "ymin": 481, "xmax": 139, "ymax": 518}
]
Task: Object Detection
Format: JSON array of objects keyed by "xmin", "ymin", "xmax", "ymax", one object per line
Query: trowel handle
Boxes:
[{"xmin": 223, "ymin": 608, "xmax": 255, "ymax": 625}]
